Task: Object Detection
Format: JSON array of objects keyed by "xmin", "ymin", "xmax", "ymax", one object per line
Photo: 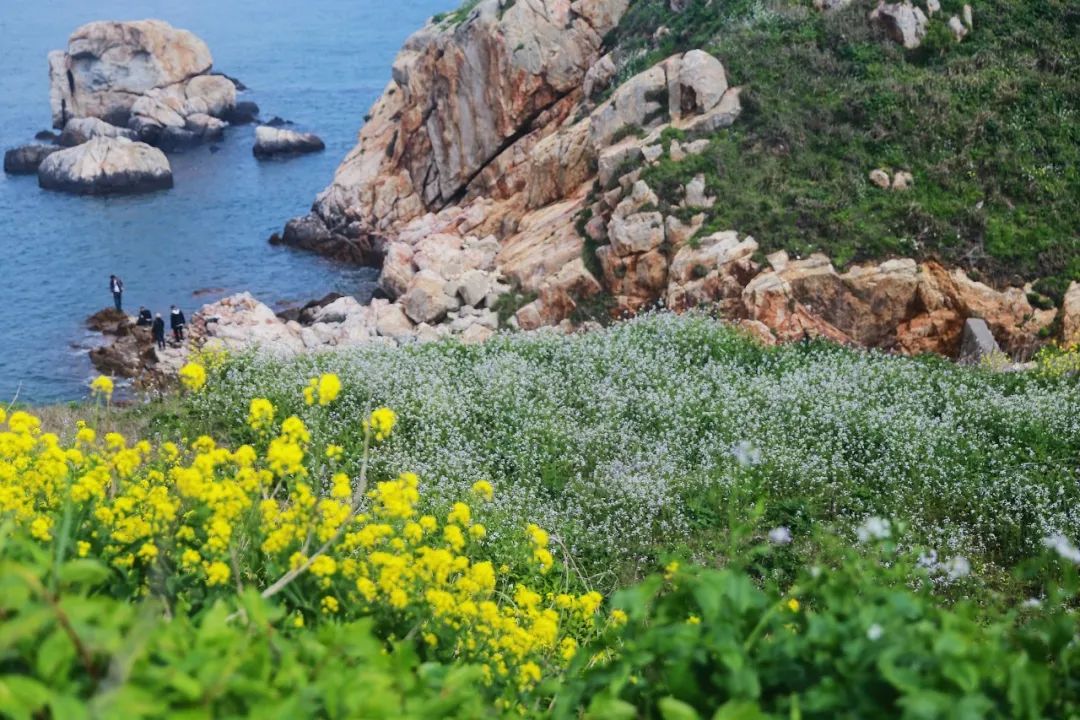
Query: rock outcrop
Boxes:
[
  {"xmin": 4, "ymin": 145, "xmax": 60, "ymax": 174},
  {"xmin": 271, "ymin": 0, "xmax": 1064, "ymax": 360},
  {"xmin": 191, "ymin": 290, "xmax": 497, "ymax": 356},
  {"xmin": 59, "ymin": 117, "xmax": 137, "ymax": 146},
  {"xmin": 870, "ymin": 2, "xmax": 929, "ymax": 49},
  {"xmin": 38, "ymin": 136, "xmax": 173, "ymax": 195},
  {"xmin": 1063, "ymin": 282, "xmax": 1080, "ymax": 346},
  {"xmin": 47, "ymin": 20, "xmax": 240, "ymax": 149},
  {"xmin": 253, "ymin": 126, "xmax": 325, "ymax": 158}
]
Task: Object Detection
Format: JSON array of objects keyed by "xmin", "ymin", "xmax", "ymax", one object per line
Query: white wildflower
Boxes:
[
  {"xmin": 731, "ymin": 440, "xmax": 762, "ymax": 468},
  {"xmin": 857, "ymin": 517, "xmax": 892, "ymax": 543},
  {"xmin": 867, "ymin": 623, "xmax": 883, "ymax": 641},
  {"xmin": 944, "ymin": 555, "xmax": 971, "ymax": 580},
  {"xmin": 1042, "ymin": 533, "xmax": 1080, "ymax": 564},
  {"xmin": 767, "ymin": 526, "xmax": 792, "ymax": 545}
]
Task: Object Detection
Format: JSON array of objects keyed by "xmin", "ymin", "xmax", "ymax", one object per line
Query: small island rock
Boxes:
[
  {"xmin": 253, "ymin": 126, "xmax": 324, "ymax": 158},
  {"xmin": 38, "ymin": 136, "xmax": 173, "ymax": 195}
]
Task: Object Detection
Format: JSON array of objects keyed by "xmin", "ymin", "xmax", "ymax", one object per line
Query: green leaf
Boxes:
[
  {"xmin": 712, "ymin": 700, "xmax": 768, "ymax": 720},
  {"xmin": 36, "ymin": 627, "xmax": 76, "ymax": 682},
  {"xmin": 585, "ymin": 694, "xmax": 638, "ymax": 720},
  {"xmin": 49, "ymin": 694, "xmax": 90, "ymax": 720},
  {"xmin": 660, "ymin": 696, "xmax": 702, "ymax": 720},
  {"xmin": 0, "ymin": 675, "xmax": 51, "ymax": 720},
  {"xmin": 58, "ymin": 559, "xmax": 111, "ymax": 588}
]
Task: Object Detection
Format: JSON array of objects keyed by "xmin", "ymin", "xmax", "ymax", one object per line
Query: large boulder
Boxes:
[
  {"xmin": 37, "ymin": 136, "xmax": 173, "ymax": 195},
  {"xmin": 49, "ymin": 20, "xmax": 213, "ymax": 128},
  {"xmin": 253, "ymin": 126, "xmax": 325, "ymax": 158},
  {"xmin": 870, "ymin": 2, "xmax": 929, "ymax": 49},
  {"xmin": 4, "ymin": 145, "xmax": 60, "ymax": 174}
]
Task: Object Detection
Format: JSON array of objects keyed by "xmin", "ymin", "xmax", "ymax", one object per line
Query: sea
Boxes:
[{"xmin": 0, "ymin": 0, "xmax": 452, "ymax": 404}]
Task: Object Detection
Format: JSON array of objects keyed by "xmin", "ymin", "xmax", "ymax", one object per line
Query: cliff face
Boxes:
[
  {"xmin": 280, "ymin": 0, "xmax": 1076, "ymax": 358},
  {"xmin": 311, "ymin": 0, "xmax": 624, "ymax": 230}
]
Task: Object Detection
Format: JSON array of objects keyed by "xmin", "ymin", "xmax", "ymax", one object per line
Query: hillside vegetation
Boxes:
[
  {"xmin": 3, "ymin": 317, "xmax": 1080, "ymax": 717},
  {"xmin": 607, "ymin": 0, "xmax": 1079, "ymax": 300}
]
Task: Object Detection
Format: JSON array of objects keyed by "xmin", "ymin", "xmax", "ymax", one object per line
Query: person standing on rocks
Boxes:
[
  {"xmin": 110, "ymin": 275, "xmax": 124, "ymax": 312},
  {"xmin": 170, "ymin": 305, "xmax": 187, "ymax": 343},
  {"xmin": 152, "ymin": 313, "xmax": 166, "ymax": 350}
]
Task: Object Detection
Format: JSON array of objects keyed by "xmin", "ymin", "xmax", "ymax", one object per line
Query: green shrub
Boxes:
[{"xmin": 553, "ymin": 529, "xmax": 1080, "ymax": 719}]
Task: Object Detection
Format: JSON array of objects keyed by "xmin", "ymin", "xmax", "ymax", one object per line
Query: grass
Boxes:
[
  {"xmin": 155, "ymin": 314, "xmax": 1079, "ymax": 591},
  {"xmin": 604, "ymin": 0, "xmax": 1079, "ymax": 298}
]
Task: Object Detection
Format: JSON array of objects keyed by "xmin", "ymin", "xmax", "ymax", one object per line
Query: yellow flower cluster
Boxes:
[
  {"xmin": 90, "ymin": 375, "xmax": 114, "ymax": 398},
  {"xmin": 178, "ymin": 363, "xmax": 207, "ymax": 392},
  {"xmin": 303, "ymin": 373, "xmax": 342, "ymax": 406},
  {"xmin": 0, "ymin": 376, "xmax": 604, "ymax": 693}
]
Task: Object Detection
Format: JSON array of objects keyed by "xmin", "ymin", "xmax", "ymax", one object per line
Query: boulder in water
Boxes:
[
  {"xmin": 253, "ymin": 126, "xmax": 324, "ymax": 158},
  {"xmin": 49, "ymin": 20, "xmax": 213, "ymax": 128},
  {"xmin": 4, "ymin": 145, "xmax": 61, "ymax": 174},
  {"xmin": 225, "ymin": 100, "xmax": 260, "ymax": 125},
  {"xmin": 38, "ymin": 136, "xmax": 173, "ymax": 195}
]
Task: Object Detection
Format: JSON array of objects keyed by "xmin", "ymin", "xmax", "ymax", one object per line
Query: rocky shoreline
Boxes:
[{"xmin": 49, "ymin": 3, "xmax": 1079, "ymax": 384}]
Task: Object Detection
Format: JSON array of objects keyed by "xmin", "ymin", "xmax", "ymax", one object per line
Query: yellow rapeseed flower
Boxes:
[
  {"xmin": 205, "ymin": 561, "xmax": 230, "ymax": 586},
  {"xmin": 317, "ymin": 373, "xmax": 341, "ymax": 406},
  {"xmin": 247, "ymin": 398, "xmax": 275, "ymax": 431},
  {"xmin": 471, "ymin": 480, "xmax": 494, "ymax": 502},
  {"xmin": 367, "ymin": 407, "xmax": 397, "ymax": 441},
  {"xmin": 178, "ymin": 363, "xmax": 207, "ymax": 392},
  {"xmin": 90, "ymin": 375, "xmax": 114, "ymax": 397}
]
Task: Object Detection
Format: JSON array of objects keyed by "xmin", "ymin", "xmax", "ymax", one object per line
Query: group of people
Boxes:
[{"xmin": 110, "ymin": 274, "xmax": 187, "ymax": 351}]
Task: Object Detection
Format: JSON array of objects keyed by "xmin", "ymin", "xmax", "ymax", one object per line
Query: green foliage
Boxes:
[
  {"xmin": 432, "ymin": 0, "xmax": 482, "ymax": 27},
  {"xmin": 0, "ymin": 527, "xmax": 494, "ymax": 719},
  {"xmin": 610, "ymin": 0, "xmax": 1079, "ymax": 289},
  {"xmin": 553, "ymin": 535, "xmax": 1080, "ymax": 719}
]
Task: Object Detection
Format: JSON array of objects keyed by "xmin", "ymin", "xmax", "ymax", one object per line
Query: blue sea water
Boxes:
[{"xmin": 0, "ymin": 0, "xmax": 451, "ymax": 404}]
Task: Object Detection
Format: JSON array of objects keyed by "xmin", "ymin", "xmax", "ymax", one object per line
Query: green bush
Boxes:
[
  {"xmin": 0, "ymin": 528, "xmax": 494, "ymax": 719},
  {"xmin": 553, "ymin": 530, "xmax": 1080, "ymax": 719}
]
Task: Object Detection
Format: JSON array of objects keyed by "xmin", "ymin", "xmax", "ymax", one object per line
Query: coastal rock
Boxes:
[
  {"xmin": 183, "ymin": 75, "xmax": 236, "ymax": 118},
  {"xmin": 225, "ymin": 100, "xmax": 260, "ymax": 125},
  {"xmin": 37, "ymin": 136, "xmax": 173, "ymax": 195},
  {"xmin": 4, "ymin": 145, "xmax": 60, "ymax": 174},
  {"xmin": 253, "ymin": 126, "xmax": 325, "ymax": 158},
  {"xmin": 401, "ymin": 270, "xmax": 457, "ymax": 324},
  {"xmin": 375, "ymin": 303, "xmax": 416, "ymax": 341},
  {"xmin": 185, "ymin": 113, "xmax": 227, "ymax": 141},
  {"xmin": 196, "ymin": 292, "xmax": 305, "ymax": 356},
  {"xmin": 49, "ymin": 20, "xmax": 213, "ymax": 128},
  {"xmin": 958, "ymin": 318, "xmax": 1000, "ymax": 364},
  {"xmin": 59, "ymin": 117, "xmax": 137, "ymax": 146}
]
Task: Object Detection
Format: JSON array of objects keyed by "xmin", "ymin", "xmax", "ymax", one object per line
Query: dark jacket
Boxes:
[
  {"xmin": 170, "ymin": 310, "xmax": 186, "ymax": 329},
  {"xmin": 110, "ymin": 277, "xmax": 123, "ymax": 293},
  {"xmin": 152, "ymin": 317, "xmax": 165, "ymax": 340},
  {"xmin": 137, "ymin": 309, "xmax": 153, "ymax": 326}
]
